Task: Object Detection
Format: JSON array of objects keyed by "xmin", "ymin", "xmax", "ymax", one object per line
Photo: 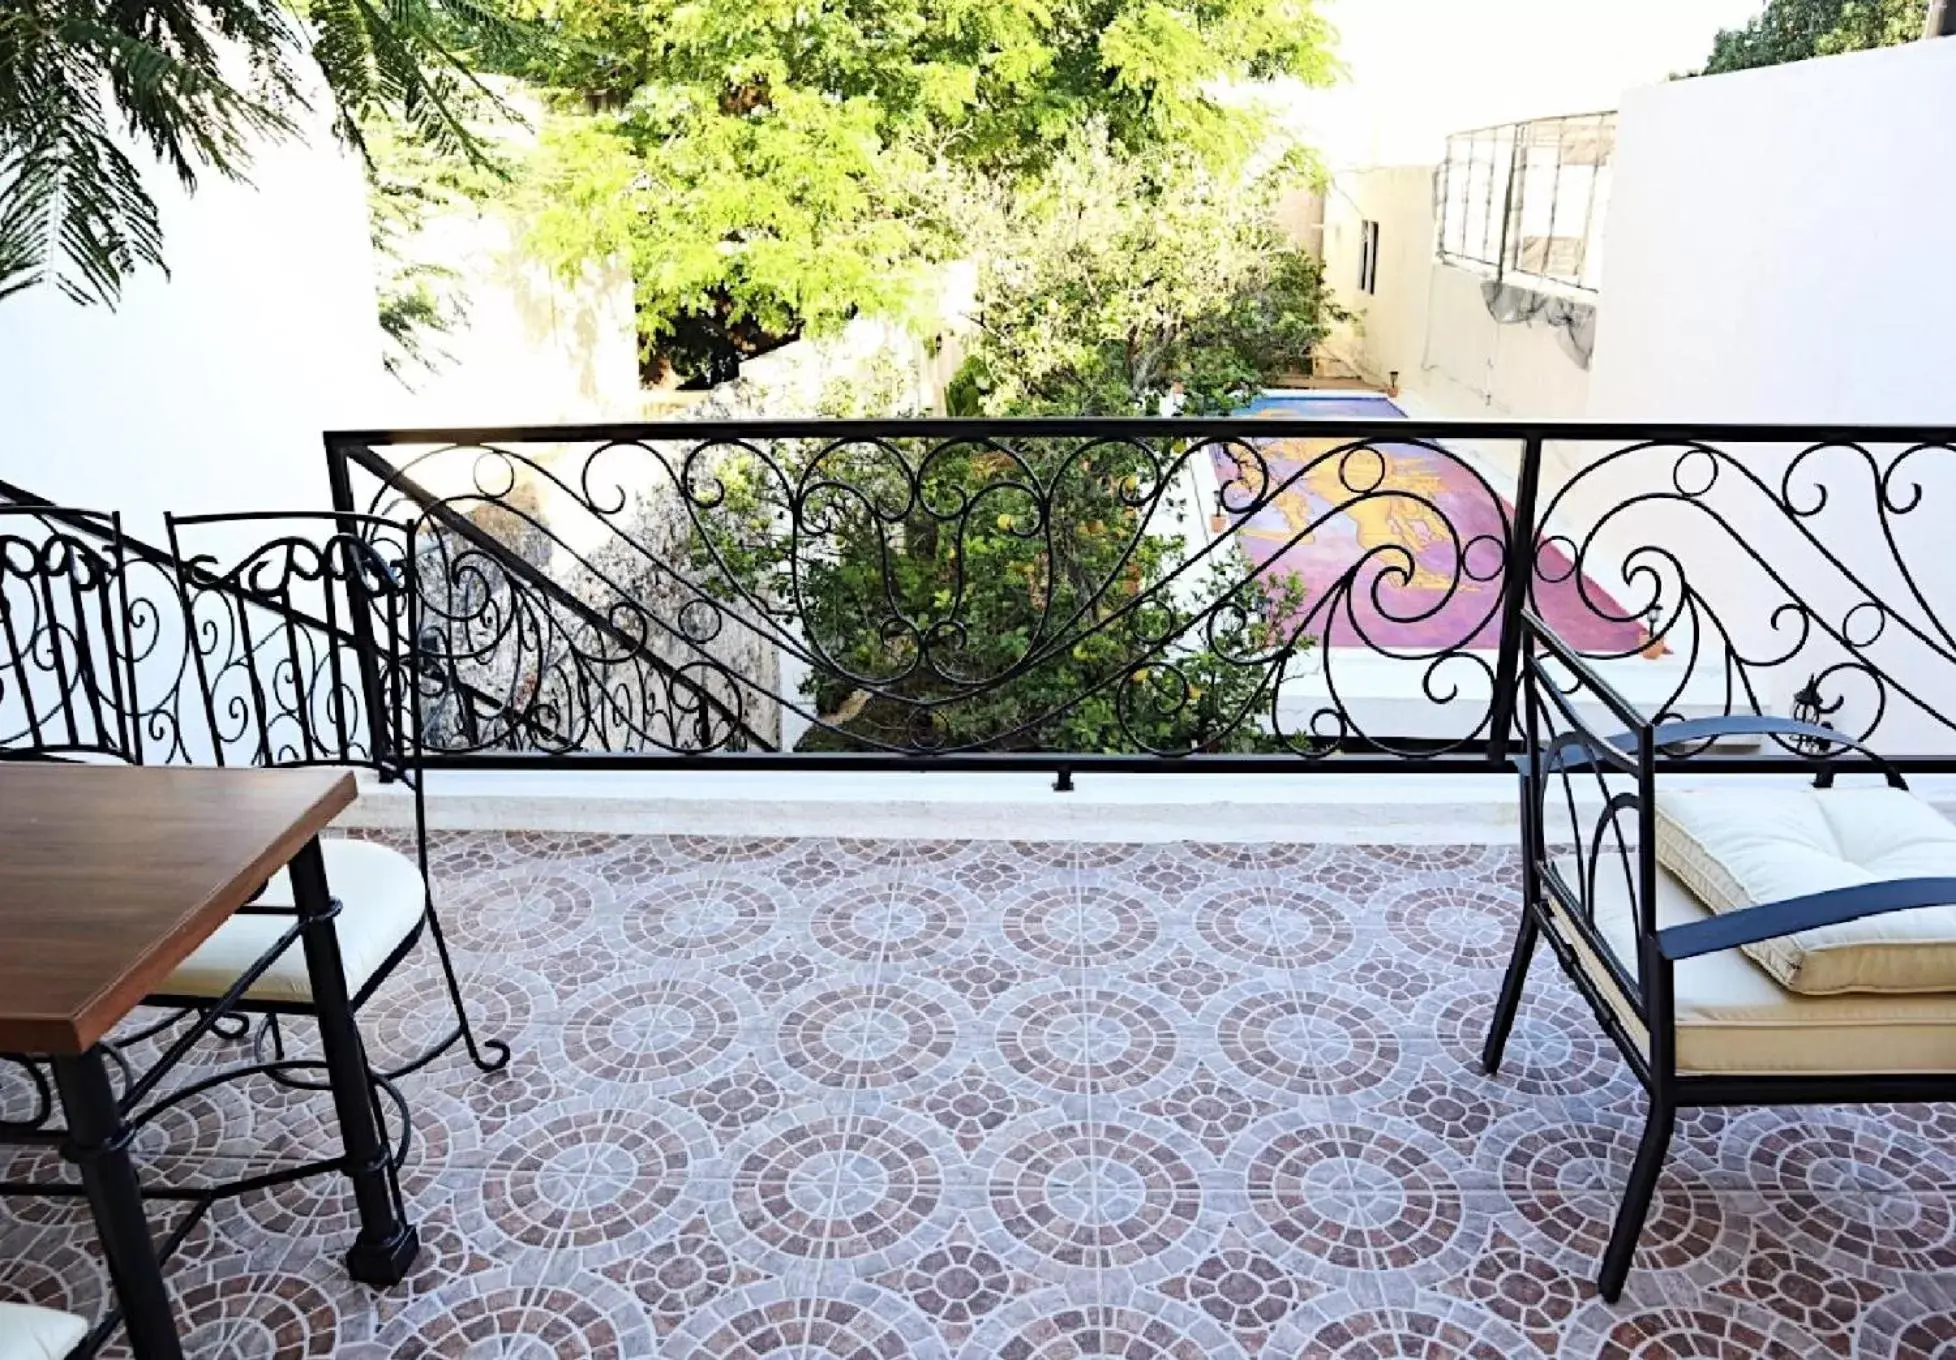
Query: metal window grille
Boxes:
[
  {"xmin": 1437, "ymin": 111, "xmax": 1614, "ymax": 293},
  {"xmin": 1358, "ymin": 220, "xmax": 1380, "ymax": 294}
]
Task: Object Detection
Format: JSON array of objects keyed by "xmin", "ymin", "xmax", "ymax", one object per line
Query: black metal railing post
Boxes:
[
  {"xmin": 1485, "ymin": 434, "xmax": 1545, "ymax": 764},
  {"xmin": 324, "ymin": 436, "xmax": 399, "ymax": 781}
]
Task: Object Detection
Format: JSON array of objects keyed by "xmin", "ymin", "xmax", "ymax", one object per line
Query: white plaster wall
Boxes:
[
  {"xmin": 1568, "ymin": 40, "xmax": 1956, "ymax": 756},
  {"xmin": 386, "ymin": 89, "xmax": 642, "ymax": 427},
  {"xmin": 1587, "ymin": 38, "xmax": 1956, "ymax": 425},
  {"xmin": 1321, "ymin": 166, "xmax": 1592, "ymax": 423},
  {"xmin": 0, "ymin": 101, "xmax": 387, "ymax": 543},
  {"xmin": 390, "ymin": 211, "xmax": 641, "ymax": 427}
]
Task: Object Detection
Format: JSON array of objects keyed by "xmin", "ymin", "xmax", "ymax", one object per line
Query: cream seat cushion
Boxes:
[
  {"xmin": 0, "ymin": 1301, "xmax": 88, "ymax": 1360},
  {"xmin": 158, "ymin": 839, "xmax": 425, "ymax": 1004},
  {"xmin": 1656, "ymin": 786, "xmax": 1956, "ymax": 994},
  {"xmin": 1545, "ymin": 858, "xmax": 1956, "ymax": 1074}
]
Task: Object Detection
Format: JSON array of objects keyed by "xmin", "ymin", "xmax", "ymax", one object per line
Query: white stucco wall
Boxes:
[
  {"xmin": 0, "ymin": 103, "xmax": 387, "ymax": 542},
  {"xmin": 1565, "ymin": 40, "xmax": 1956, "ymax": 755},
  {"xmin": 1320, "ymin": 165, "xmax": 1593, "ymax": 423},
  {"xmin": 1587, "ymin": 39, "xmax": 1956, "ymax": 424}
]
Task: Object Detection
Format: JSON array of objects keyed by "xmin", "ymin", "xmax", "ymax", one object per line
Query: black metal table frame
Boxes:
[{"xmin": 1, "ymin": 839, "xmax": 419, "ymax": 1360}]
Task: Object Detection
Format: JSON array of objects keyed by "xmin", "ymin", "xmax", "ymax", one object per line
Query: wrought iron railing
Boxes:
[
  {"xmin": 315, "ymin": 419, "xmax": 1956, "ymax": 775},
  {"xmin": 11, "ymin": 421, "xmax": 1956, "ymax": 777}
]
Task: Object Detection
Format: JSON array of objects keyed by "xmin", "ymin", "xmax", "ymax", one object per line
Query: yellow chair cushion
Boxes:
[
  {"xmin": 1546, "ymin": 857, "xmax": 1956, "ymax": 1075},
  {"xmin": 1657, "ymin": 786, "xmax": 1956, "ymax": 994}
]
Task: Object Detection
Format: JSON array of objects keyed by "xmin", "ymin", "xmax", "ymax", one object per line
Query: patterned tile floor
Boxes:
[{"xmin": 8, "ymin": 832, "xmax": 1956, "ymax": 1357}]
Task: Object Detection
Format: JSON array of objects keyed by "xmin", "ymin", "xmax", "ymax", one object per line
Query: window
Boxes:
[
  {"xmin": 1358, "ymin": 220, "xmax": 1380, "ymax": 295},
  {"xmin": 1437, "ymin": 111, "xmax": 1614, "ymax": 293}
]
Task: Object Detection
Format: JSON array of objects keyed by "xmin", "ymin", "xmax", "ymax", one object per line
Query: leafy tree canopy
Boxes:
[
  {"xmin": 1699, "ymin": 0, "xmax": 1924, "ymax": 73},
  {"xmin": 948, "ymin": 129, "xmax": 1339, "ymax": 416},
  {"xmin": 506, "ymin": 0, "xmax": 1336, "ymax": 381}
]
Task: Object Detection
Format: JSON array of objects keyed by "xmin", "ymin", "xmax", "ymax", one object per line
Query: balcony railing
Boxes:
[{"xmin": 8, "ymin": 418, "xmax": 1956, "ymax": 778}]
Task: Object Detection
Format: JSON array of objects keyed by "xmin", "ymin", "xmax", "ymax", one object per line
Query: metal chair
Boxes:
[
  {"xmin": 158, "ymin": 511, "xmax": 508, "ymax": 1080},
  {"xmin": 1484, "ymin": 609, "xmax": 1956, "ymax": 1300},
  {"xmin": 0, "ymin": 506, "xmax": 142, "ymax": 763}
]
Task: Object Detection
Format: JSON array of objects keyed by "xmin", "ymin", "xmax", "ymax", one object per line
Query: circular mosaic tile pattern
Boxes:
[
  {"xmin": 980, "ymin": 1120, "xmax": 1212, "ymax": 1278},
  {"xmin": 1355, "ymin": 843, "xmax": 1504, "ymax": 875},
  {"xmin": 717, "ymin": 1113, "xmax": 952, "ymax": 1273},
  {"xmin": 1497, "ymin": 1124, "xmax": 1731, "ymax": 1272},
  {"xmin": 776, "ymin": 982, "xmax": 963, "ymax": 1093},
  {"xmin": 1586, "ymin": 1305, "xmax": 1800, "ymax": 1360},
  {"xmin": 1003, "ymin": 885, "xmax": 1159, "ymax": 966},
  {"xmin": 670, "ymin": 1281, "xmax": 948, "ymax": 1360},
  {"xmin": 556, "ymin": 1105, "xmax": 705, "ymax": 1254},
  {"xmin": 1191, "ymin": 884, "xmax": 1354, "ymax": 969},
  {"xmin": 1426, "ymin": 981, "xmax": 1615, "ymax": 1097},
  {"xmin": 599, "ymin": 1215, "xmax": 755, "ymax": 1334},
  {"xmin": 1711, "ymin": 1241, "xmax": 1887, "ymax": 1350},
  {"xmin": 370, "ymin": 1269, "xmax": 653, "ymax": 1357},
  {"xmin": 475, "ymin": 1104, "xmax": 656, "ymax": 1252},
  {"xmin": 621, "ymin": 875, "xmax": 782, "ymax": 962},
  {"xmin": 0, "ymin": 1233, "xmax": 103, "ymax": 1320},
  {"xmin": 1245, "ymin": 1123, "xmax": 1465, "ymax": 1273},
  {"xmin": 1380, "ymin": 882, "xmax": 1516, "ymax": 968},
  {"xmin": 1738, "ymin": 1113, "xmax": 1956, "ymax": 1198},
  {"xmin": 667, "ymin": 834, "xmax": 795, "ymax": 864},
  {"xmin": 959, "ymin": 1287, "xmax": 1242, "ymax": 1360},
  {"xmin": 995, "ymin": 985, "xmax": 1181, "ymax": 1095},
  {"xmin": 360, "ymin": 960, "xmax": 546, "ymax": 1077},
  {"xmin": 1270, "ymin": 1292, "xmax": 1532, "ymax": 1360},
  {"xmin": 559, "ymin": 976, "xmax": 743, "ymax": 1088},
  {"xmin": 885, "ymin": 1240, "xmax": 1016, "ymax": 1330},
  {"xmin": 1162, "ymin": 1243, "xmax": 1316, "ymax": 1340},
  {"xmin": 170, "ymin": 1270, "xmax": 344, "ymax": 1357},
  {"xmin": 1756, "ymin": 1187, "xmax": 1956, "ymax": 1275},
  {"xmin": 1211, "ymin": 986, "xmax": 1400, "ymax": 1096},
  {"xmin": 814, "ymin": 882, "xmax": 968, "ymax": 963},
  {"xmin": 445, "ymin": 864, "xmax": 608, "ymax": 954}
]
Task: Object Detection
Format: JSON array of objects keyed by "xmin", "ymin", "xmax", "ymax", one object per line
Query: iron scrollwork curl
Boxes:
[
  {"xmin": 1533, "ymin": 438, "xmax": 1956, "ymax": 758},
  {"xmin": 343, "ymin": 422, "xmax": 1530, "ymax": 760}
]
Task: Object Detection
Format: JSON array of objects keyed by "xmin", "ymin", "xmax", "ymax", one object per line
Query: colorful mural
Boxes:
[{"xmin": 1215, "ymin": 394, "xmax": 1654, "ymax": 655}]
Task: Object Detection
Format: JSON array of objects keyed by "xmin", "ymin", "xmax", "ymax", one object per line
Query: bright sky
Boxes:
[{"xmin": 1280, "ymin": 0, "xmax": 1767, "ymax": 167}]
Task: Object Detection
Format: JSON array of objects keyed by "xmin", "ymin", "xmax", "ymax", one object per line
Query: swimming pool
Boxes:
[{"xmin": 1213, "ymin": 391, "xmax": 1652, "ymax": 657}]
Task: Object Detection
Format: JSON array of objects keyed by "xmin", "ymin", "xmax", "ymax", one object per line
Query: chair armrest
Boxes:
[
  {"xmin": 1536, "ymin": 715, "xmax": 1902, "ymax": 783},
  {"xmin": 1656, "ymin": 877, "xmax": 1956, "ymax": 961}
]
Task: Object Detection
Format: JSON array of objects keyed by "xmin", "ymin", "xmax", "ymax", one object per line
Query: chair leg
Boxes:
[
  {"xmin": 380, "ymin": 902, "xmax": 510, "ymax": 1080},
  {"xmin": 1597, "ymin": 1100, "xmax": 1676, "ymax": 1302},
  {"xmin": 1481, "ymin": 905, "xmax": 1538, "ymax": 1075}
]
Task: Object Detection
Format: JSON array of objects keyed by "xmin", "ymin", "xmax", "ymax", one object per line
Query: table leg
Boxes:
[
  {"xmin": 52, "ymin": 1049, "xmax": 184, "ymax": 1360},
  {"xmin": 289, "ymin": 836, "xmax": 420, "ymax": 1284}
]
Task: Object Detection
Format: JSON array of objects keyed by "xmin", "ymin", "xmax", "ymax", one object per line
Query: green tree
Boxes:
[
  {"xmin": 0, "ymin": 0, "xmax": 518, "ymax": 306},
  {"xmin": 695, "ymin": 425, "xmax": 1311, "ymax": 754},
  {"xmin": 1699, "ymin": 0, "xmax": 1924, "ymax": 73},
  {"xmin": 948, "ymin": 129, "xmax": 1340, "ymax": 416},
  {"xmin": 507, "ymin": 0, "xmax": 1336, "ymax": 382}
]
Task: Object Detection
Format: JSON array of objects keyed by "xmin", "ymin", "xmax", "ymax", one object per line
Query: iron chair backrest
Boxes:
[
  {"xmin": 163, "ymin": 512, "xmax": 420, "ymax": 779},
  {"xmin": 0, "ymin": 506, "xmax": 141, "ymax": 762}
]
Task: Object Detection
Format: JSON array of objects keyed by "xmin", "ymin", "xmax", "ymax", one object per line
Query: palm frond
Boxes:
[{"xmin": 0, "ymin": 0, "xmax": 531, "ymax": 308}]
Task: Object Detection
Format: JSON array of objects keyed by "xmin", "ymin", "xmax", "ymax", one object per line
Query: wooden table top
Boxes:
[{"xmin": 0, "ymin": 764, "xmax": 355, "ymax": 1055}]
